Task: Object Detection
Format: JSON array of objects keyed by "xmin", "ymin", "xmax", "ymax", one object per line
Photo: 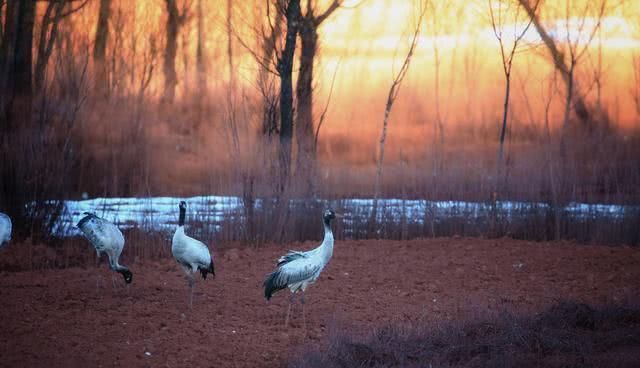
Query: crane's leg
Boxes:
[
  {"xmin": 301, "ymin": 292, "xmax": 307, "ymax": 336},
  {"xmin": 95, "ymin": 253, "xmax": 104, "ymax": 292},
  {"xmin": 180, "ymin": 265, "xmax": 195, "ymax": 309},
  {"xmin": 285, "ymin": 292, "xmax": 295, "ymax": 328},
  {"xmin": 188, "ymin": 274, "xmax": 195, "ymax": 310}
]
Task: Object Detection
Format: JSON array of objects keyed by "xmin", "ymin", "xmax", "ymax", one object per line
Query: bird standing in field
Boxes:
[
  {"xmin": 264, "ymin": 208, "xmax": 339, "ymax": 328},
  {"xmin": 0, "ymin": 212, "xmax": 12, "ymax": 248},
  {"xmin": 172, "ymin": 201, "xmax": 215, "ymax": 309},
  {"xmin": 77, "ymin": 212, "xmax": 133, "ymax": 286}
]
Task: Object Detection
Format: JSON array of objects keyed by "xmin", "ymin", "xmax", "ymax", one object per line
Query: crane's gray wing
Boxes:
[
  {"xmin": 77, "ymin": 213, "xmax": 124, "ymax": 251},
  {"xmin": 281, "ymin": 262, "xmax": 321, "ymax": 284},
  {"xmin": 264, "ymin": 257, "xmax": 320, "ymax": 300},
  {"xmin": 277, "ymin": 250, "xmax": 307, "ymax": 266}
]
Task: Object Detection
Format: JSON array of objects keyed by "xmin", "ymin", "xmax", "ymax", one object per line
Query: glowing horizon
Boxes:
[{"xmin": 54, "ymin": 0, "xmax": 640, "ymax": 131}]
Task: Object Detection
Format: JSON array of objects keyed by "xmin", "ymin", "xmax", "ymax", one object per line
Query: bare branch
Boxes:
[
  {"xmin": 373, "ymin": 0, "xmax": 427, "ymax": 217},
  {"xmin": 314, "ymin": 0, "xmax": 341, "ymax": 25},
  {"xmin": 233, "ymin": 27, "xmax": 280, "ymax": 76},
  {"xmin": 314, "ymin": 59, "xmax": 341, "ymax": 150},
  {"xmin": 57, "ymin": 0, "xmax": 90, "ymax": 18},
  {"xmin": 575, "ymin": 0, "xmax": 607, "ymax": 62}
]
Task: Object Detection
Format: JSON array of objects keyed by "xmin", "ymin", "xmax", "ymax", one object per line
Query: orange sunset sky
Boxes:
[{"xmin": 61, "ymin": 0, "xmax": 640, "ymax": 136}]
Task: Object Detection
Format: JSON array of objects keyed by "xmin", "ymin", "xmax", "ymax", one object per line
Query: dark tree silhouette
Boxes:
[
  {"xmin": 517, "ymin": 0, "xmax": 605, "ymax": 127},
  {"xmin": 276, "ymin": 0, "xmax": 301, "ymax": 192},
  {"xmin": 488, "ymin": 0, "xmax": 538, "ymax": 195},
  {"xmin": 372, "ymin": 1, "xmax": 426, "ymax": 231},
  {"xmin": 195, "ymin": 0, "xmax": 205, "ymax": 98},
  {"xmin": 258, "ymin": 2, "xmax": 283, "ymax": 136},
  {"xmin": 0, "ymin": 0, "xmax": 35, "ymax": 232},
  {"xmin": 93, "ymin": 0, "xmax": 111, "ymax": 96},
  {"xmin": 36, "ymin": 0, "xmax": 88, "ymax": 92},
  {"xmin": 0, "ymin": 0, "xmax": 35, "ymax": 130},
  {"xmin": 163, "ymin": 0, "xmax": 189, "ymax": 104},
  {"xmin": 295, "ymin": 0, "xmax": 341, "ymax": 191}
]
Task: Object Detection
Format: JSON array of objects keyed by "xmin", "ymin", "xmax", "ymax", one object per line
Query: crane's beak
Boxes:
[{"xmin": 335, "ymin": 213, "xmax": 344, "ymax": 219}]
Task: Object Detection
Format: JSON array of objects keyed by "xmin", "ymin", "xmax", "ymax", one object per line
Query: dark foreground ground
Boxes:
[{"xmin": 1, "ymin": 238, "xmax": 639, "ymax": 367}]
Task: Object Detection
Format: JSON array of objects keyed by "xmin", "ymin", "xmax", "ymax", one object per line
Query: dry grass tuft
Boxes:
[{"xmin": 290, "ymin": 301, "xmax": 640, "ymax": 368}]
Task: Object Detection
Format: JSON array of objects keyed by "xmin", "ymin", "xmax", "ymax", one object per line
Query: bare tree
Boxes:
[
  {"xmin": 195, "ymin": 0, "xmax": 205, "ymax": 98},
  {"xmin": 295, "ymin": 0, "xmax": 342, "ymax": 192},
  {"xmin": 0, "ymin": 1, "xmax": 20, "ymax": 124},
  {"xmin": 629, "ymin": 5, "xmax": 640, "ymax": 119},
  {"xmin": 276, "ymin": 0, "xmax": 301, "ymax": 193},
  {"xmin": 540, "ymin": 69, "xmax": 563, "ymax": 239},
  {"xmin": 462, "ymin": 35, "xmax": 483, "ymax": 130},
  {"xmin": 252, "ymin": 1, "xmax": 284, "ymax": 137},
  {"xmin": 163, "ymin": 0, "xmax": 190, "ymax": 104},
  {"xmin": 560, "ymin": 0, "xmax": 606, "ymax": 134},
  {"xmin": 427, "ymin": 0, "xmax": 461, "ymax": 179},
  {"xmin": 93, "ymin": 0, "xmax": 111, "ymax": 96},
  {"xmin": 372, "ymin": 1, "xmax": 426, "ymax": 230},
  {"xmin": 518, "ymin": 0, "xmax": 607, "ymax": 131},
  {"xmin": 0, "ymin": 0, "xmax": 35, "ymax": 130},
  {"xmin": 488, "ymin": 0, "xmax": 538, "ymax": 195},
  {"xmin": 0, "ymin": 0, "xmax": 36, "ymax": 234},
  {"xmin": 34, "ymin": 0, "xmax": 89, "ymax": 93},
  {"xmin": 0, "ymin": 1, "xmax": 5, "ymax": 44},
  {"xmin": 35, "ymin": 1, "xmax": 64, "ymax": 92},
  {"xmin": 427, "ymin": 1, "xmax": 451, "ymax": 149},
  {"xmin": 633, "ymin": 52, "xmax": 640, "ymax": 119},
  {"xmin": 227, "ymin": 1, "xmax": 286, "ymax": 244},
  {"xmin": 226, "ymin": 0, "xmax": 240, "ymax": 156}
]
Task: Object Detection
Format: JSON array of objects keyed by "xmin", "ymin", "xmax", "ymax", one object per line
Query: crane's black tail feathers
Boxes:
[
  {"xmin": 199, "ymin": 257, "xmax": 215, "ymax": 280},
  {"xmin": 263, "ymin": 269, "xmax": 287, "ymax": 300}
]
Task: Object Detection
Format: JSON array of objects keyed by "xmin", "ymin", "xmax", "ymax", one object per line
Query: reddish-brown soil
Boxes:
[{"xmin": 1, "ymin": 238, "xmax": 639, "ymax": 367}]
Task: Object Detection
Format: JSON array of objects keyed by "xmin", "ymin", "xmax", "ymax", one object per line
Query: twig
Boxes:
[{"xmin": 313, "ymin": 59, "xmax": 341, "ymax": 150}]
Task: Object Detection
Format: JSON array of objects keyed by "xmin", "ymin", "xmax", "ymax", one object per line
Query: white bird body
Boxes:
[
  {"xmin": 264, "ymin": 209, "xmax": 336, "ymax": 300},
  {"xmin": 172, "ymin": 201, "xmax": 214, "ymax": 275},
  {"xmin": 172, "ymin": 201, "xmax": 215, "ymax": 309},
  {"xmin": 172, "ymin": 226, "xmax": 214, "ymax": 276},
  {"xmin": 0, "ymin": 212, "xmax": 12, "ymax": 247},
  {"xmin": 77, "ymin": 213, "xmax": 132, "ymax": 283}
]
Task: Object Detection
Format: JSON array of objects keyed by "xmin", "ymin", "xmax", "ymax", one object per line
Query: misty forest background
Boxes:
[{"xmin": 1, "ymin": 0, "xmax": 639, "ymax": 247}]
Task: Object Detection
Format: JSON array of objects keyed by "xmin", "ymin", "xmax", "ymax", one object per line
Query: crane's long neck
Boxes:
[
  {"xmin": 321, "ymin": 218, "xmax": 334, "ymax": 259},
  {"xmin": 178, "ymin": 206, "xmax": 186, "ymax": 227},
  {"xmin": 109, "ymin": 256, "xmax": 132, "ymax": 283}
]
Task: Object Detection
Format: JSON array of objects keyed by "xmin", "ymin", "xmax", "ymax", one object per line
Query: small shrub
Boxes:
[{"xmin": 289, "ymin": 301, "xmax": 640, "ymax": 368}]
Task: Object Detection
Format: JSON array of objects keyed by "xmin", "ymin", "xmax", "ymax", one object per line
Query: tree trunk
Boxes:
[
  {"xmin": 258, "ymin": 5, "xmax": 282, "ymax": 137},
  {"xmin": 498, "ymin": 72, "xmax": 510, "ymax": 167},
  {"xmin": 35, "ymin": 0, "xmax": 64, "ymax": 92},
  {"xmin": 276, "ymin": 0, "xmax": 300, "ymax": 193},
  {"xmin": 195, "ymin": 0, "xmax": 205, "ymax": 97},
  {"xmin": 163, "ymin": 0, "xmax": 180, "ymax": 104},
  {"xmin": 0, "ymin": 0, "xmax": 36, "ymax": 234},
  {"xmin": 561, "ymin": 64, "xmax": 574, "ymax": 156},
  {"xmin": 295, "ymin": 16, "xmax": 317, "ymax": 191},
  {"xmin": 93, "ymin": 0, "xmax": 111, "ymax": 96},
  {"xmin": 0, "ymin": 2, "xmax": 4, "ymax": 44},
  {"xmin": 492, "ymin": 69, "xmax": 512, "ymax": 237},
  {"xmin": 6, "ymin": 0, "xmax": 35, "ymax": 129},
  {"xmin": 0, "ymin": 0, "xmax": 19, "ymax": 126},
  {"xmin": 372, "ymin": 4, "xmax": 425, "ymax": 234},
  {"xmin": 517, "ymin": 0, "xmax": 590, "ymax": 123},
  {"xmin": 226, "ymin": 0, "xmax": 239, "ymax": 153}
]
